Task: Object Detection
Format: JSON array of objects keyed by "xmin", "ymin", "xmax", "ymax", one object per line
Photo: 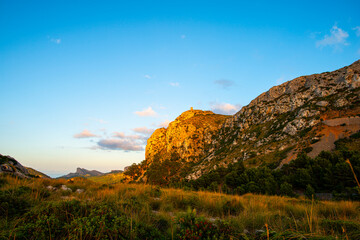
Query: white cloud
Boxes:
[
  {"xmin": 74, "ymin": 129, "xmax": 98, "ymax": 138},
  {"xmin": 210, "ymin": 102, "xmax": 241, "ymax": 115},
  {"xmin": 113, "ymin": 131, "xmax": 147, "ymax": 141},
  {"xmin": 316, "ymin": 25, "xmax": 349, "ymax": 48},
  {"xmin": 135, "ymin": 107, "xmax": 157, "ymax": 117},
  {"xmin": 51, "ymin": 38, "xmax": 61, "ymax": 44},
  {"xmin": 158, "ymin": 120, "xmax": 171, "ymax": 128},
  {"xmin": 97, "ymin": 139, "xmax": 143, "ymax": 151},
  {"xmin": 113, "ymin": 131, "xmax": 125, "ymax": 138},
  {"xmin": 214, "ymin": 79, "xmax": 235, "ymax": 89},
  {"xmin": 133, "ymin": 127, "xmax": 154, "ymax": 135},
  {"xmin": 144, "ymin": 75, "xmax": 152, "ymax": 79},
  {"xmin": 353, "ymin": 26, "xmax": 360, "ymax": 37},
  {"xmin": 170, "ymin": 82, "xmax": 180, "ymax": 87}
]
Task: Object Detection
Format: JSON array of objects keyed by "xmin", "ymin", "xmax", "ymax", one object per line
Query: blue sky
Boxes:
[{"xmin": 1, "ymin": 0, "xmax": 360, "ymax": 177}]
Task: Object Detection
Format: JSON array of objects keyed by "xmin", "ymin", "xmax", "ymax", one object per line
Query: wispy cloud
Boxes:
[
  {"xmin": 181, "ymin": 35, "xmax": 186, "ymax": 39},
  {"xmin": 316, "ymin": 25, "xmax": 349, "ymax": 48},
  {"xmin": 89, "ymin": 118, "xmax": 108, "ymax": 124},
  {"xmin": 214, "ymin": 79, "xmax": 235, "ymax": 89},
  {"xmin": 135, "ymin": 107, "xmax": 157, "ymax": 117},
  {"xmin": 113, "ymin": 131, "xmax": 125, "ymax": 138},
  {"xmin": 158, "ymin": 120, "xmax": 171, "ymax": 128},
  {"xmin": 113, "ymin": 131, "xmax": 146, "ymax": 140},
  {"xmin": 74, "ymin": 129, "xmax": 98, "ymax": 138},
  {"xmin": 144, "ymin": 75, "xmax": 152, "ymax": 79},
  {"xmin": 133, "ymin": 127, "xmax": 154, "ymax": 135},
  {"xmin": 97, "ymin": 139, "xmax": 143, "ymax": 151},
  {"xmin": 210, "ymin": 102, "xmax": 241, "ymax": 115},
  {"xmin": 50, "ymin": 38, "xmax": 61, "ymax": 44},
  {"xmin": 169, "ymin": 82, "xmax": 180, "ymax": 87},
  {"xmin": 353, "ymin": 26, "xmax": 360, "ymax": 37}
]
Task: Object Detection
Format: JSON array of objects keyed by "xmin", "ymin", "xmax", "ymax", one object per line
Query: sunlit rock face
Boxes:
[{"xmin": 145, "ymin": 109, "xmax": 230, "ymax": 164}]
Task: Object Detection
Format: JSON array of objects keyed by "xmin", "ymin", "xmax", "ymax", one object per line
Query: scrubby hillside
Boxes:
[
  {"xmin": 189, "ymin": 59, "xmax": 360, "ymax": 179},
  {"xmin": 127, "ymin": 60, "xmax": 360, "ymax": 184}
]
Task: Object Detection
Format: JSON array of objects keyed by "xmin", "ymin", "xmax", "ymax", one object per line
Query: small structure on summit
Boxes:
[{"xmin": 190, "ymin": 107, "xmax": 193, "ymax": 111}]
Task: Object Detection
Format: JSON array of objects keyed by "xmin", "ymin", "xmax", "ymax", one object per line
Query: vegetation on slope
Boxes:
[
  {"xmin": 88, "ymin": 171, "xmax": 125, "ymax": 184},
  {"xmin": 124, "ymin": 132, "xmax": 360, "ymax": 201},
  {"xmin": 1, "ymin": 175, "xmax": 360, "ymax": 239}
]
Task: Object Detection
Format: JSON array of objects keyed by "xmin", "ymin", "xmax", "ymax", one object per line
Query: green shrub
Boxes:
[{"xmin": 320, "ymin": 219, "xmax": 360, "ymax": 239}]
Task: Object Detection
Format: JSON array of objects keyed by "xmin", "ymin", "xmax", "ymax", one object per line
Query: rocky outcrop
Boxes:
[
  {"xmin": 145, "ymin": 109, "xmax": 230, "ymax": 166},
  {"xmin": 0, "ymin": 154, "xmax": 31, "ymax": 178}
]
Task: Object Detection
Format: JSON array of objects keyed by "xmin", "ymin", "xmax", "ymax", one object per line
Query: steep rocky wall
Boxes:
[{"xmin": 145, "ymin": 109, "xmax": 230, "ymax": 165}]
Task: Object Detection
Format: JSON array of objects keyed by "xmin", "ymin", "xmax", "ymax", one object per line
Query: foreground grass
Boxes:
[{"xmin": 0, "ymin": 175, "xmax": 360, "ymax": 239}]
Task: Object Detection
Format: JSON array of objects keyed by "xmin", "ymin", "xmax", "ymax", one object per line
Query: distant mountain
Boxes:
[
  {"xmin": 125, "ymin": 59, "xmax": 360, "ymax": 184},
  {"xmin": 0, "ymin": 154, "xmax": 49, "ymax": 178},
  {"xmin": 59, "ymin": 167, "xmax": 104, "ymax": 179}
]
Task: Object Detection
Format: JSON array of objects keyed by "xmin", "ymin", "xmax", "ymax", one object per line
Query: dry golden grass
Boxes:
[{"xmin": 1, "ymin": 175, "xmax": 360, "ymax": 239}]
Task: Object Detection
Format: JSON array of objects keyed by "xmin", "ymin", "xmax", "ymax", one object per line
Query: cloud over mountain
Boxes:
[{"xmin": 210, "ymin": 102, "xmax": 241, "ymax": 115}]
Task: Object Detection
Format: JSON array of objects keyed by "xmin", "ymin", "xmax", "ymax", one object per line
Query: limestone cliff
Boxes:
[{"xmin": 145, "ymin": 109, "xmax": 230, "ymax": 165}]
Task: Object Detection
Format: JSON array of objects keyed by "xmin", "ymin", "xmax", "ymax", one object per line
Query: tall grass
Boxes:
[{"xmin": 1, "ymin": 175, "xmax": 359, "ymax": 239}]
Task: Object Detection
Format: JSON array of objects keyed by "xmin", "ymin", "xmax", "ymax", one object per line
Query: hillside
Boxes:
[
  {"xmin": 59, "ymin": 167, "xmax": 103, "ymax": 179},
  {"xmin": 188, "ymin": 59, "xmax": 360, "ymax": 179},
  {"xmin": 25, "ymin": 167, "xmax": 50, "ymax": 178},
  {"xmin": 125, "ymin": 109, "xmax": 230, "ymax": 184},
  {"xmin": 127, "ymin": 60, "xmax": 360, "ymax": 184},
  {"xmin": 88, "ymin": 170, "xmax": 124, "ymax": 184},
  {"xmin": 0, "ymin": 154, "xmax": 32, "ymax": 178}
]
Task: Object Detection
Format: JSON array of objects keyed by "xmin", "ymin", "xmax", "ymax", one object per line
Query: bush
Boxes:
[
  {"xmin": 280, "ymin": 182, "xmax": 296, "ymax": 197},
  {"xmin": 305, "ymin": 184, "xmax": 316, "ymax": 200}
]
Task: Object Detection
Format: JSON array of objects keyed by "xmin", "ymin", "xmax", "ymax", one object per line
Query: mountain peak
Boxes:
[
  {"xmin": 127, "ymin": 59, "xmax": 360, "ymax": 183},
  {"xmin": 60, "ymin": 168, "xmax": 103, "ymax": 179}
]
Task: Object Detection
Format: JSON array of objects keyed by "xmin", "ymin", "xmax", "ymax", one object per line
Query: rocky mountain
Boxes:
[
  {"xmin": 187, "ymin": 59, "xmax": 360, "ymax": 179},
  {"xmin": 25, "ymin": 167, "xmax": 50, "ymax": 178},
  {"xmin": 125, "ymin": 109, "xmax": 230, "ymax": 183},
  {"xmin": 128, "ymin": 60, "xmax": 360, "ymax": 183},
  {"xmin": 146, "ymin": 109, "xmax": 230, "ymax": 164},
  {"xmin": 59, "ymin": 167, "xmax": 104, "ymax": 179},
  {"xmin": 0, "ymin": 154, "xmax": 49, "ymax": 178}
]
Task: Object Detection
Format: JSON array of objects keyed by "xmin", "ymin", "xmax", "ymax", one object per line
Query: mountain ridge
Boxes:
[
  {"xmin": 125, "ymin": 59, "xmax": 360, "ymax": 183},
  {"xmin": 59, "ymin": 167, "xmax": 104, "ymax": 179}
]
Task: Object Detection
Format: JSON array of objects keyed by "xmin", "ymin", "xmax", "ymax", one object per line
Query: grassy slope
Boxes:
[
  {"xmin": 1, "ymin": 176, "xmax": 359, "ymax": 239},
  {"xmin": 87, "ymin": 171, "xmax": 124, "ymax": 184},
  {"xmin": 25, "ymin": 167, "xmax": 50, "ymax": 178}
]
